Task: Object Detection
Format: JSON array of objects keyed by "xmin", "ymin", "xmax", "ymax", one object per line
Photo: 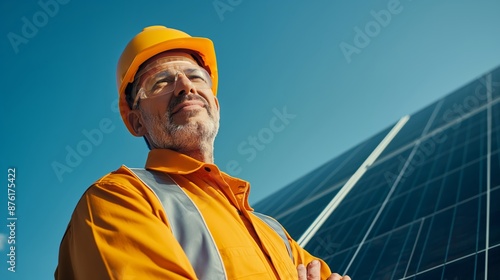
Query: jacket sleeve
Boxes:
[{"xmin": 55, "ymin": 173, "xmax": 198, "ymax": 280}]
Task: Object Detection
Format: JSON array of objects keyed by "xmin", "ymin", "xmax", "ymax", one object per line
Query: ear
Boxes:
[
  {"xmin": 214, "ymin": 96, "xmax": 220, "ymax": 111},
  {"xmin": 127, "ymin": 109, "xmax": 147, "ymax": 136}
]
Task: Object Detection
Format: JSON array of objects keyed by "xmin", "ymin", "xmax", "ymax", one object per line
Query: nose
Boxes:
[{"xmin": 173, "ymin": 72, "xmax": 196, "ymax": 97}]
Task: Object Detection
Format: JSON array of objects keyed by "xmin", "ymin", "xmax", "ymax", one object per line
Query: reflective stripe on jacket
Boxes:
[{"xmin": 128, "ymin": 167, "xmax": 294, "ymax": 279}]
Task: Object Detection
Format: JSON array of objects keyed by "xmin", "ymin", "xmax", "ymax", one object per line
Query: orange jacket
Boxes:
[{"xmin": 55, "ymin": 149, "xmax": 332, "ymax": 279}]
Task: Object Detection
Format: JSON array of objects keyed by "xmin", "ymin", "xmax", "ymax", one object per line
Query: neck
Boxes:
[
  {"xmin": 149, "ymin": 138, "xmax": 215, "ymax": 163},
  {"xmin": 177, "ymin": 146, "xmax": 214, "ymax": 163}
]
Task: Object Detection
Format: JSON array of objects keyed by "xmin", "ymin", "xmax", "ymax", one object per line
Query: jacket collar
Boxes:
[
  {"xmin": 145, "ymin": 149, "xmax": 208, "ymax": 174},
  {"xmin": 144, "ymin": 149, "xmax": 253, "ymax": 210}
]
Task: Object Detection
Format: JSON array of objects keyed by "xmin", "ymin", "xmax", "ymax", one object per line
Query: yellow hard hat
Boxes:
[{"xmin": 116, "ymin": 25, "xmax": 218, "ymax": 135}]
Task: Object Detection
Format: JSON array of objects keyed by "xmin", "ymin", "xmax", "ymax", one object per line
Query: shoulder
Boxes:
[
  {"xmin": 95, "ymin": 165, "xmax": 137, "ymax": 185},
  {"xmin": 68, "ymin": 166, "xmax": 166, "ymax": 220},
  {"xmin": 82, "ymin": 166, "xmax": 157, "ymax": 205}
]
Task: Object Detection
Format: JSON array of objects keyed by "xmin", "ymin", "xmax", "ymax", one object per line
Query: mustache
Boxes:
[{"xmin": 168, "ymin": 94, "xmax": 210, "ymax": 115}]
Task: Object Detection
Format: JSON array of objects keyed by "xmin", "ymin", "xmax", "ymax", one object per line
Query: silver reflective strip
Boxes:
[
  {"xmin": 253, "ymin": 212, "xmax": 294, "ymax": 262},
  {"xmin": 127, "ymin": 167, "xmax": 227, "ymax": 280}
]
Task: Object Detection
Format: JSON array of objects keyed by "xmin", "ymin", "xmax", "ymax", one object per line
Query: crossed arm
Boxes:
[{"xmin": 297, "ymin": 260, "xmax": 351, "ymax": 280}]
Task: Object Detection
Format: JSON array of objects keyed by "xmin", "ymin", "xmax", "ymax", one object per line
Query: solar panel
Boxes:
[{"xmin": 253, "ymin": 66, "xmax": 500, "ymax": 279}]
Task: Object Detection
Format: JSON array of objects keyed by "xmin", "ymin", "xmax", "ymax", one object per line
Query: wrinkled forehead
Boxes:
[
  {"xmin": 144, "ymin": 51, "xmax": 198, "ymax": 66},
  {"xmin": 134, "ymin": 52, "xmax": 200, "ymax": 82}
]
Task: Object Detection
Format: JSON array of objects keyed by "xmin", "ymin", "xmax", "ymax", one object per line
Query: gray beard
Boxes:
[{"xmin": 141, "ymin": 106, "xmax": 219, "ymax": 155}]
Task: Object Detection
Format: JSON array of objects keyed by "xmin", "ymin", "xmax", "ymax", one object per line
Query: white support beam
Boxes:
[{"xmin": 297, "ymin": 115, "xmax": 410, "ymax": 247}]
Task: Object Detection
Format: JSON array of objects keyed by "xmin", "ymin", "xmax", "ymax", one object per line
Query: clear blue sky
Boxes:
[{"xmin": 1, "ymin": 0, "xmax": 499, "ymax": 278}]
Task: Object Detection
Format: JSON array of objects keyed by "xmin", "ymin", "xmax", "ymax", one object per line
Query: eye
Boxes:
[
  {"xmin": 148, "ymin": 72, "xmax": 177, "ymax": 94},
  {"xmin": 149, "ymin": 82, "xmax": 167, "ymax": 95},
  {"xmin": 157, "ymin": 71, "xmax": 177, "ymax": 83},
  {"xmin": 186, "ymin": 69, "xmax": 208, "ymax": 83},
  {"xmin": 188, "ymin": 74, "xmax": 206, "ymax": 83}
]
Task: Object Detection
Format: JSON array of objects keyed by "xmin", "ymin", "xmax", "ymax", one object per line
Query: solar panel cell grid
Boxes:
[{"xmin": 253, "ymin": 66, "xmax": 500, "ymax": 279}]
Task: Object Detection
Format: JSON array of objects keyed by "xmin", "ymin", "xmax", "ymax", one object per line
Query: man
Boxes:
[{"xmin": 55, "ymin": 25, "xmax": 350, "ymax": 280}]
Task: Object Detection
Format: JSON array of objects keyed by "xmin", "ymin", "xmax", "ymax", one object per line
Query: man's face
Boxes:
[{"xmin": 132, "ymin": 51, "xmax": 220, "ymax": 151}]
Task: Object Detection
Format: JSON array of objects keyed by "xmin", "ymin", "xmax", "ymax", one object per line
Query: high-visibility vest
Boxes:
[{"xmin": 127, "ymin": 167, "xmax": 293, "ymax": 280}]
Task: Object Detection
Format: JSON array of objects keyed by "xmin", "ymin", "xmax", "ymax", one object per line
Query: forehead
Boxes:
[
  {"xmin": 142, "ymin": 51, "xmax": 198, "ymax": 69},
  {"xmin": 135, "ymin": 51, "xmax": 200, "ymax": 83}
]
